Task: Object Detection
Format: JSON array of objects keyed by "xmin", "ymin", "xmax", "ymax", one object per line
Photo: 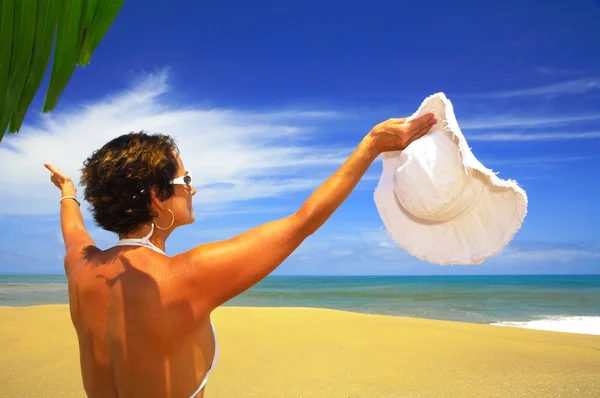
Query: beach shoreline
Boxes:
[
  {"xmin": 3, "ymin": 274, "xmax": 599, "ymax": 336},
  {"xmin": 1, "ymin": 305, "xmax": 599, "ymax": 397}
]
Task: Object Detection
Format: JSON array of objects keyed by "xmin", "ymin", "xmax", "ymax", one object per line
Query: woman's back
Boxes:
[{"xmin": 68, "ymin": 247, "xmax": 217, "ymax": 398}]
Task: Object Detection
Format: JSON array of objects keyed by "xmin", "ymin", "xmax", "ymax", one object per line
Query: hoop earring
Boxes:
[{"xmin": 154, "ymin": 209, "xmax": 175, "ymax": 230}]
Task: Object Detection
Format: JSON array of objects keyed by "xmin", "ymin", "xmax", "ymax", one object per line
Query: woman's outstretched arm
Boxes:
[{"xmin": 172, "ymin": 114, "xmax": 437, "ymax": 316}]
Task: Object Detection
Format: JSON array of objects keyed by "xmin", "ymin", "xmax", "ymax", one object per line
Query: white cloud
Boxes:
[
  {"xmin": 499, "ymin": 248, "xmax": 600, "ymax": 263},
  {"xmin": 482, "ymin": 156, "xmax": 592, "ymax": 166},
  {"xmin": 461, "ymin": 114, "xmax": 600, "ymax": 130},
  {"xmin": 324, "ymin": 228, "xmax": 415, "ymax": 261},
  {"xmin": 330, "ymin": 249, "xmax": 354, "ymax": 257},
  {"xmin": 279, "ymin": 226, "xmax": 429, "ymax": 275},
  {"xmin": 468, "ymin": 131, "xmax": 600, "ymax": 141},
  {"xmin": 0, "ymin": 69, "xmax": 352, "ymax": 215},
  {"xmin": 497, "ymin": 242, "xmax": 600, "ymax": 263},
  {"xmin": 465, "ymin": 77, "xmax": 600, "ymax": 98},
  {"xmin": 534, "ymin": 67, "xmax": 588, "ymax": 76},
  {"xmin": 359, "ymin": 172, "xmax": 381, "ymax": 182}
]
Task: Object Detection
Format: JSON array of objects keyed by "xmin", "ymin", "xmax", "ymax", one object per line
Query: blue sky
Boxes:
[{"xmin": 0, "ymin": 0, "xmax": 599, "ymax": 275}]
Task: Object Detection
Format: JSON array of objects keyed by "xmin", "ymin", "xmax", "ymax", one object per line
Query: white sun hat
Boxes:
[{"xmin": 373, "ymin": 92, "xmax": 527, "ymax": 265}]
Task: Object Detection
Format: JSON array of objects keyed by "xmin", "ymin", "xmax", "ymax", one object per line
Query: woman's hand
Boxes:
[
  {"xmin": 366, "ymin": 113, "xmax": 437, "ymax": 155},
  {"xmin": 44, "ymin": 163, "xmax": 77, "ymax": 196}
]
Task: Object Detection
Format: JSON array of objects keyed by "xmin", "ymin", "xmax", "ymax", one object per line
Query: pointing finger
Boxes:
[
  {"xmin": 44, "ymin": 163, "xmax": 65, "ymax": 177},
  {"xmin": 44, "ymin": 163, "xmax": 56, "ymax": 173}
]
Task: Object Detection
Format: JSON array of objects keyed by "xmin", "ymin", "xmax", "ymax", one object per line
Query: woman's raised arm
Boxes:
[
  {"xmin": 170, "ymin": 114, "xmax": 437, "ymax": 316},
  {"xmin": 44, "ymin": 163, "xmax": 98, "ymax": 275}
]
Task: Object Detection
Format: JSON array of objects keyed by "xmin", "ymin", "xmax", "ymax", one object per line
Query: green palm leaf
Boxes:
[
  {"xmin": 0, "ymin": 0, "xmax": 125, "ymax": 142},
  {"xmin": 9, "ymin": 0, "xmax": 60, "ymax": 134},
  {"xmin": 0, "ymin": 0, "xmax": 36, "ymax": 141}
]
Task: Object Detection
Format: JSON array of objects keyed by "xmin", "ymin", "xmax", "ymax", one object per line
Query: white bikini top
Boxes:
[{"xmin": 114, "ymin": 223, "xmax": 219, "ymax": 397}]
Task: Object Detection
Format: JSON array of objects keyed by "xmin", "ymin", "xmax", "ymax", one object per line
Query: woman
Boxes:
[{"xmin": 45, "ymin": 113, "xmax": 436, "ymax": 398}]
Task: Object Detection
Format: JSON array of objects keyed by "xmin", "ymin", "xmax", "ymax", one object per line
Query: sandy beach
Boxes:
[{"xmin": 0, "ymin": 305, "xmax": 598, "ymax": 397}]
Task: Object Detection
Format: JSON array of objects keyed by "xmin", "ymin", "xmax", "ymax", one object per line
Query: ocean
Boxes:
[{"xmin": 1, "ymin": 274, "xmax": 599, "ymax": 335}]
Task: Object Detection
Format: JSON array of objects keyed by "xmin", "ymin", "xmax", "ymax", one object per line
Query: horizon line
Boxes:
[{"xmin": 2, "ymin": 272, "xmax": 599, "ymax": 277}]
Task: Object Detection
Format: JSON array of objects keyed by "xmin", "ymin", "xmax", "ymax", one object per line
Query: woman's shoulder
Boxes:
[{"xmin": 66, "ymin": 245, "xmax": 170, "ymax": 279}]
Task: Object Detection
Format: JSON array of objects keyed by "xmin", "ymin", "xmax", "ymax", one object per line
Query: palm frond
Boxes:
[{"xmin": 0, "ymin": 0, "xmax": 124, "ymax": 142}]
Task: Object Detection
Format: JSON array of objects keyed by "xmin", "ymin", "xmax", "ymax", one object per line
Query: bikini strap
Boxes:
[
  {"xmin": 114, "ymin": 224, "xmax": 166, "ymax": 255},
  {"xmin": 116, "ymin": 223, "xmax": 155, "ymax": 245}
]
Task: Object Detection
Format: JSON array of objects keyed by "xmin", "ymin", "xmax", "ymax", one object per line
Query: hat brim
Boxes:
[{"xmin": 373, "ymin": 93, "xmax": 527, "ymax": 265}]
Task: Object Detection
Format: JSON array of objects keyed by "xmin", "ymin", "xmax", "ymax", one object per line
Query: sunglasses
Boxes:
[{"xmin": 170, "ymin": 171, "xmax": 193, "ymax": 187}]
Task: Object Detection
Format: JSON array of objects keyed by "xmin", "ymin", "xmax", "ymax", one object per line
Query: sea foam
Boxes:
[{"xmin": 491, "ymin": 316, "xmax": 600, "ymax": 335}]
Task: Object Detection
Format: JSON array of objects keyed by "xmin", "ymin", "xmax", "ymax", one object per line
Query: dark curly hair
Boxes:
[{"xmin": 80, "ymin": 131, "xmax": 180, "ymax": 235}]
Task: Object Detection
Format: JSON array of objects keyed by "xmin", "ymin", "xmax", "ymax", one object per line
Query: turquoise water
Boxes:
[{"xmin": 1, "ymin": 274, "xmax": 599, "ymax": 333}]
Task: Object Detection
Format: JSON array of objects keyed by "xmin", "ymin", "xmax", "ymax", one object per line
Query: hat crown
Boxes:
[{"xmin": 393, "ymin": 130, "xmax": 483, "ymax": 222}]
